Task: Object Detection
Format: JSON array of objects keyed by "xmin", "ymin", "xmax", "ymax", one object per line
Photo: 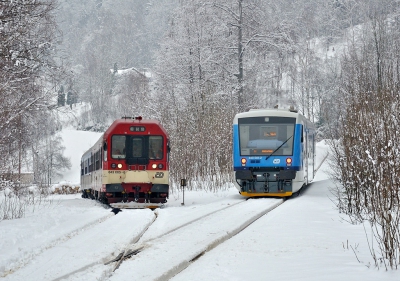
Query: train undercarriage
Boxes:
[{"xmin": 81, "ymin": 183, "xmax": 169, "ymax": 209}]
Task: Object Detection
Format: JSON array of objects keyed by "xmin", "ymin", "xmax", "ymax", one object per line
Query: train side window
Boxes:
[
  {"xmin": 81, "ymin": 161, "xmax": 84, "ymax": 176},
  {"xmin": 95, "ymin": 150, "xmax": 100, "ymax": 170},
  {"xmin": 90, "ymin": 154, "xmax": 94, "ymax": 172},
  {"xmin": 94, "ymin": 151, "xmax": 97, "ymax": 170}
]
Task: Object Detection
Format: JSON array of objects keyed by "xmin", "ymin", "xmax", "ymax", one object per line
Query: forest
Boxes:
[{"xmin": 1, "ymin": 0, "xmax": 400, "ymax": 267}]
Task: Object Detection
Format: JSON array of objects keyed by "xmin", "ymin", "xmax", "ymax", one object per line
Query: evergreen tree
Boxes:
[{"xmin": 58, "ymin": 86, "xmax": 65, "ymax": 107}]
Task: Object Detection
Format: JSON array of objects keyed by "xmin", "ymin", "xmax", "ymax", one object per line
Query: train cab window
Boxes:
[
  {"xmin": 238, "ymin": 116, "xmax": 295, "ymax": 156},
  {"xmin": 149, "ymin": 136, "xmax": 163, "ymax": 159},
  {"xmin": 112, "ymin": 135, "xmax": 126, "ymax": 159}
]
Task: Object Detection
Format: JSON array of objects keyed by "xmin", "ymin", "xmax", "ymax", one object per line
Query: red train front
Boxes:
[{"xmin": 81, "ymin": 117, "xmax": 170, "ymax": 209}]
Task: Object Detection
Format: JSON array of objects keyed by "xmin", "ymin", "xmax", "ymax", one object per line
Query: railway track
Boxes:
[
  {"xmin": 93, "ymin": 154, "xmax": 326, "ymax": 280},
  {"xmin": 104, "ymin": 199, "xmax": 248, "ymax": 273},
  {"xmin": 2, "ymin": 197, "xmax": 253, "ymax": 281},
  {"xmin": 109, "ymin": 198, "xmax": 284, "ymax": 281},
  {"xmin": 2, "ymin": 195, "xmax": 288, "ymax": 281}
]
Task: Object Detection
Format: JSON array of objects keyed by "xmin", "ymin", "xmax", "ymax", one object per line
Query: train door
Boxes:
[{"xmin": 126, "ymin": 136, "xmax": 149, "ymax": 165}]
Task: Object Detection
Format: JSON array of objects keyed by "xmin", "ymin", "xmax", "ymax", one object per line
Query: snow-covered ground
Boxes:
[{"xmin": 1, "ymin": 136, "xmax": 398, "ymax": 280}]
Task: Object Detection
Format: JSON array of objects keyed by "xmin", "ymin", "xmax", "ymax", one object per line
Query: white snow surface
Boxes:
[{"xmin": 1, "ymin": 134, "xmax": 399, "ymax": 280}]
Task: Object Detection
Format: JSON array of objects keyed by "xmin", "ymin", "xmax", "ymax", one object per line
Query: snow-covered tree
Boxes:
[
  {"xmin": 0, "ymin": 0, "xmax": 66, "ymax": 180},
  {"xmin": 330, "ymin": 2, "xmax": 400, "ymax": 268}
]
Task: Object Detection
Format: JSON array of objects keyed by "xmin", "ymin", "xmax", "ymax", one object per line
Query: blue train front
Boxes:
[{"xmin": 233, "ymin": 108, "xmax": 316, "ymax": 197}]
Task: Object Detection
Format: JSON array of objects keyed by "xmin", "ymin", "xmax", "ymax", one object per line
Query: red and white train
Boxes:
[{"xmin": 80, "ymin": 117, "xmax": 170, "ymax": 209}]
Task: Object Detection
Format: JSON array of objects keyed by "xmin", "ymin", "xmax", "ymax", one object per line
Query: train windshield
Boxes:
[
  {"xmin": 149, "ymin": 136, "xmax": 163, "ymax": 159},
  {"xmin": 238, "ymin": 116, "xmax": 296, "ymax": 156},
  {"xmin": 111, "ymin": 135, "xmax": 164, "ymax": 160},
  {"xmin": 111, "ymin": 135, "xmax": 126, "ymax": 159}
]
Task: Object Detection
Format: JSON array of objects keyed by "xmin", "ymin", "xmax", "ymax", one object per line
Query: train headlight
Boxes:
[
  {"xmin": 152, "ymin": 164, "xmax": 157, "ymax": 169},
  {"xmin": 111, "ymin": 163, "xmax": 117, "ymax": 169},
  {"xmin": 241, "ymin": 158, "xmax": 247, "ymax": 166},
  {"xmin": 158, "ymin": 164, "xmax": 163, "ymax": 169},
  {"xmin": 117, "ymin": 164, "xmax": 123, "ymax": 169},
  {"xmin": 286, "ymin": 158, "xmax": 292, "ymax": 166}
]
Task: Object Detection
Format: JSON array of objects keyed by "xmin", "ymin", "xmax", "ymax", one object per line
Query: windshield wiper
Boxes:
[{"xmin": 265, "ymin": 135, "xmax": 293, "ymax": 161}]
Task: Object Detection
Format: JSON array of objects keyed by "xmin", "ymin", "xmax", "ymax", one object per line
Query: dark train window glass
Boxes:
[
  {"xmin": 112, "ymin": 135, "xmax": 126, "ymax": 159},
  {"xmin": 238, "ymin": 117, "xmax": 295, "ymax": 156},
  {"xmin": 95, "ymin": 150, "xmax": 100, "ymax": 170},
  {"xmin": 90, "ymin": 154, "xmax": 94, "ymax": 172},
  {"xmin": 87, "ymin": 158, "xmax": 90, "ymax": 173},
  {"xmin": 131, "ymin": 137, "xmax": 143, "ymax": 157},
  {"xmin": 149, "ymin": 136, "xmax": 163, "ymax": 159}
]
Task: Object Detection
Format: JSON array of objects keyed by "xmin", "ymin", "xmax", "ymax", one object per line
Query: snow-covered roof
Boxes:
[{"xmin": 111, "ymin": 67, "xmax": 152, "ymax": 79}]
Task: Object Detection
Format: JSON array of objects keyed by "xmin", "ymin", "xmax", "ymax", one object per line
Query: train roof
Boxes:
[
  {"xmin": 104, "ymin": 117, "xmax": 168, "ymax": 139},
  {"xmin": 233, "ymin": 108, "xmax": 313, "ymax": 126}
]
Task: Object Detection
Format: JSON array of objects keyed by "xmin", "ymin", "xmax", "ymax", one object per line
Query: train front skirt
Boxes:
[{"xmin": 235, "ymin": 169, "xmax": 305, "ymax": 197}]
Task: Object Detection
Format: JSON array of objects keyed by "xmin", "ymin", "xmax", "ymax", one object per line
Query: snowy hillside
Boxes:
[
  {"xmin": 51, "ymin": 103, "xmax": 103, "ymax": 185},
  {"xmin": 53, "ymin": 129, "xmax": 102, "ymax": 184}
]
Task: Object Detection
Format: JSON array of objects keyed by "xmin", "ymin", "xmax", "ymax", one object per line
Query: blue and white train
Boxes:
[{"xmin": 233, "ymin": 108, "xmax": 316, "ymax": 197}]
